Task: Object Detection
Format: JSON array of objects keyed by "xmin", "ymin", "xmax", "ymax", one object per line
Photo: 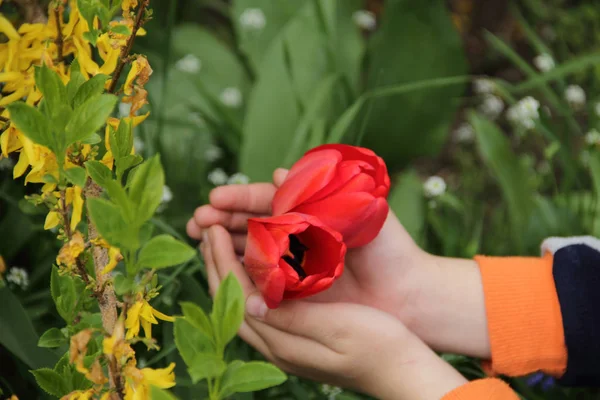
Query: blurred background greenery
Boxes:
[{"xmin": 2, "ymin": 0, "xmax": 600, "ymax": 398}]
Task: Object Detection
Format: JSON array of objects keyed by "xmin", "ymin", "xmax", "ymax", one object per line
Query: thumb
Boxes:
[{"xmin": 273, "ymin": 168, "xmax": 289, "ymax": 188}]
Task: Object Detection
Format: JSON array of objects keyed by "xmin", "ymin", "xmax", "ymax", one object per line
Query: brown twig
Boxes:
[
  {"xmin": 11, "ymin": 0, "xmax": 47, "ymax": 23},
  {"xmin": 107, "ymin": 0, "xmax": 150, "ymax": 94},
  {"xmin": 54, "ymin": 6, "xmax": 64, "ymax": 63}
]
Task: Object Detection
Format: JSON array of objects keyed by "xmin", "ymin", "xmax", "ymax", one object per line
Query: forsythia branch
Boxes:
[
  {"xmin": 107, "ymin": 0, "xmax": 150, "ymax": 94},
  {"xmin": 54, "ymin": 5, "xmax": 64, "ymax": 63},
  {"xmin": 58, "ymin": 190, "xmax": 90, "ymax": 286},
  {"xmin": 85, "ymin": 180, "xmax": 123, "ymax": 398}
]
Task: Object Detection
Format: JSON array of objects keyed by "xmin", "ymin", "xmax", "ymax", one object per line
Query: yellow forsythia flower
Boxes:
[
  {"xmin": 123, "ymin": 362, "xmax": 176, "ymax": 400},
  {"xmin": 56, "ymin": 232, "xmax": 85, "ymax": 269},
  {"xmin": 102, "ymin": 247, "xmax": 123, "ymax": 274},
  {"xmin": 0, "ymin": 255, "xmax": 6, "ymax": 275},
  {"xmin": 125, "ymin": 298, "xmax": 175, "ymax": 340},
  {"xmin": 60, "ymin": 389, "xmax": 95, "ymax": 400}
]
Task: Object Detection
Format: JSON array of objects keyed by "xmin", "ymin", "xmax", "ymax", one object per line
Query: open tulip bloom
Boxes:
[{"xmin": 244, "ymin": 144, "xmax": 391, "ymax": 308}]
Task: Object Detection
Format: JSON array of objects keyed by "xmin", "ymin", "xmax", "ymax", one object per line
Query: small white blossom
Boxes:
[
  {"xmin": 473, "ymin": 78, "xmax": 495, "ymax": 94},
  {"xmin": 239, "ymin": 8, "xmax": 266, "ymax": 30},
  {"xmin": 0, "ymin": 156, "xmax": 14, "ymax": 170},
  {"xmin": 533, "ymin": 53, "xmax": 555, "ymax": 72},
  {"xmin": 208, "ymin": 168, "xmax": 228, "ymax": 186},
  {"xmin": 507, "ymin": 96, "xmax": 540, "ymax": 130},
  {"xmin": 6, "ymin": 267, "xmax": 29, "ymax": 289},
  {"xmin": 175, "ymin": 54, "xmax": 201, "ymax": 74},
  {"xmin": 479, "ymin": 95, "xmax": 504, "ymax": 119},
  {"xmin": 454, "ymin": 123, "xmax": 475, "ymax": 143},
  {"xmin": 585, "ymin": 129, "xmax": 600, "ymax": 146},
  {"xmin": 189, "ymin": 112, "xmax": 206, "ymax": 127},
  {"xmin": 133, "ymin": 136, "xmax": 144, "ymax": 153},
  {"xmin": 119, "ymin": 102, "xmax": 132, "ymax": 117},
  {"xmin": 220, "ymin": 87, "xmax": 243, "ymax": 108},
  {"xmin": 565, "ymin": 85, "xmax": 586, "ymax": 108},
  {"xmin": 594, "ymin": 102, "xmax": 600, "ymax": 117},
  {"xmin": 423, "ymin": 176, "xmax": 446, "ymax": 198},
  {"xmin": 227, "ymin": 173, "xmax": 250, "ymax": 185},
  {"xmin": 321, "ymin": 384, "xmax": 343, "ymax": 400},
  {"xmin": 204, "ymin": 145, "xmax": 223, "ymax": 162},
  {"xmin": 352, "ymin": 10, "xmax": 376, "ymax": 30},
  {"xmin": 161, "ymin": 185, "xmax": 173, "ymax": 204}
]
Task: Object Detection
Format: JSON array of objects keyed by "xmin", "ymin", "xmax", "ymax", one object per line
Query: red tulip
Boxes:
[
  {"xmin": 244, "ymin": 213, "xmax": 346, "ymax": 309},
  {"xmin": 272, "ymin": 144, "xmax": 391, "ymax": 248}
]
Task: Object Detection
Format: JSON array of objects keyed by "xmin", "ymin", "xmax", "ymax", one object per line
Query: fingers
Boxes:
[
  {"xmin": 207, "ymin": 225, "xmax": 256, "ymax": 296},
  {"xmin": 193, "ymin": 206, "xmax": 259, "ymax": 232},
  {"xmin": 209, "ymin": 183, "xmax": 277, "ymax": 214},
  {"xmin": 273, "ymin": 168, "xmax": 288, "ymax": 187},
  {"xmin": 200, "ymin": 239, "xmax": 220, "ymax": 297}
]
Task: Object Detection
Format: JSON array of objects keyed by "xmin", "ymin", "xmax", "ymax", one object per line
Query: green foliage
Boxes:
[
  {"xmin": 174, "ymin": 273, "xmax": 286, "ymax": 398},
  {"xmin": 137, "ymin": 234, "xmax": 196, "ymax": 269}
]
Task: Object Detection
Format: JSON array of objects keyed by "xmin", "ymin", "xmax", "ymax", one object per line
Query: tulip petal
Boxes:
[
  {"xmin": 294, "ymin": 193, "xmax": 389, "ymax": 248},
  {"xmin": 272, "ymin": 150, "xmax": 341, "ymax": 215}
]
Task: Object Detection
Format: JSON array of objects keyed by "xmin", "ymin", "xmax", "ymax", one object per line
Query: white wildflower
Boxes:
[
  {"xmin": 220, "ymin": 87, "xmax": 243, "ymax": 108},
  {"xmin": 594, "ymin": 102, "xmax": 600, "ymax": 117},
  {"xmin": 239, "ymin": 8, "xmax": 266, "ymax": 30},
  {"xmin": 585, "ymin": 129, "xmax": 600, "ymax": 146},
  {"xmin": 119, "ymin": 102, "xmax": 132, "ymax": 117},
  {"xmin": 479, "ymin": 95, "xmax": 504, "ymax": 119},
  {"xmin": 133, "ymin": 136, "xmax": 144, "ymax": 153},
  {"xmin": 473, "ymin": 78, "xmax": 495, "ymax": 94},
  {"xmin": 423, "ymin": 176, "xmax": 446, "ymax": 198},
  {"xmin": 565, "ymin": 85, "xmax": 586, "ymax": 108},
  {"xmin": 533, "ymin": 53, "xmax": 555, "ymax": 72},
  {"xmin": 189, "ymin": 112, "xmax": 206, "ymax": 127},
  {"xmin": 507, "ymin": 96, "xmax": 540, "ymax": 130},
  {"xmin": 0, "ymin": 156, "xmax": 14, "ymax": 170},
  {"xmin": 175, "ymin": 54, "xmax": 201, "ymax": 74},
  {"xmin": 161, "ymin": 185, "xmax": 173, "ymax": 204},
  {"xmin": 208, "ymin": 168, "xmax": 228, "ymax": 186},
  {"xmin": 227, "ymin": 173, "xmax": 250, "ymax": 185},
  {"xmin": 454, "ymin": 123, "xmax": 474, "ymax": 143},
  {"xmin": 352, "ymin": 10, "xmax": 376, "ymax": 30},
  {"xmin": 6, "ymin": 267, "xmax": 29, "ymax": 289},
  {"xmin": 204, "ymin": 145, "xmax": 223, "ymax": 162},
  {"xmin": 321, "ymin": 384, "xmax": 343, "ymax": 400}
]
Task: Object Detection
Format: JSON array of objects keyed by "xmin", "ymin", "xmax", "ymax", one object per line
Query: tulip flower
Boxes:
[
  {"xmin": 244, "ymin": 213, "xmax": 346, "ymax": 309},
  {"xmin": 272, "ymin": 144, "xmax": 390, "ymax": 248}
]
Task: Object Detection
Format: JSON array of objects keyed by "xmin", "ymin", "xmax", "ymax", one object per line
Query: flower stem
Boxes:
[
  {"xmin": 54, "ymin": 5, "xmax": 64, "ymax": 63},
  {"xmin": 107, "ymin": 0, "xmax": 150, "ymax": 94}
]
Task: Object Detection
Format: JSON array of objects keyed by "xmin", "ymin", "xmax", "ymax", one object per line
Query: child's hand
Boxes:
[
  {"xmin": 200, "ymin": 225, "xmax": 468, "ymax": 400},
  {"xmin": 188, "ymin": 169, "xmax": 490, "ymax": 359}
]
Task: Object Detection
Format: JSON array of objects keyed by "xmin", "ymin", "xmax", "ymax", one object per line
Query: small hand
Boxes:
[{"xmin": 200, "ymin": 226, "xmax": 467, "ymax": 399}]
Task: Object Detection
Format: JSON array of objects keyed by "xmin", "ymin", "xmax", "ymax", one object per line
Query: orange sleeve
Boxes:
[
  {"xmin": 475, "ymin": 253, "xmax": 567, "ymax": 377},
  {"xmin": 442, "ymin": 378, "xmax": 519, "ymax": 400}
]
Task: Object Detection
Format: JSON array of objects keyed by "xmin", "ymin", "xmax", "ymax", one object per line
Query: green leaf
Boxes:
[
  {"xmin": 188, "ymin": 352, "xmax": 226, "ymax": 383},
  {"xmin": 137, "ymin": 235, "xmax": 196, "ymax": 269},
  {"xmin": 149, "ymin": 386, "xmax": 178, "ymax": 400},
  {"xmin": 64, "ymin": 166, "xmax": 87, "ymax": 187},
  {"xmin": 31, "ymin": 368, "xmax": 70, "ymax": 397},
  {"xmin": 116, "ymin": 154, "xmax": 143, "ymax": 175},
  {"xmin": 240, "ymin": 38, "xmax": 300, "ymax": 181},
  {"xmin": 65, "ymin": 94, "xmax": 117, "ymax": 145},
  {"xmin": 55, "ymin": 272, "xmax": 77, "ymax": 322},
  {"xmin": 35, "ymin": 64, "xmax": 67, "ymax": 117},
  {"xmin": 359, "ymin": 0, "xmax": 467, "ymax": 169},
  {"xmin": 388, "ymin": 169, "xmax": 424, "ymax": 244},
  {"xmin": 67, "ymin": 64, "xmax": 86, "ymax": 106},
  {"xmin": 113, "ymin": 273, "xmax": 135, "ymax": 295},
  {"xmin": 111, "ymin": 24, "xmax": 131, "ymax": 36},
  {"xmin": 180, "ymin": 302, "xmax": 212, "ymax": 338},
  {"xmin": 6, "ymin": 102, "xmax": 53, "ymax": 150},
  {"xmin": 219, "ymin": 361, "xmax": 287, "ymax": 398},
  {"xmin": 77, "ymin": 0, "xmax": 110, "ymax": 31},
  {"xmin": 469, "ymin": 112, "xmax": 536, "ymax": 251},
  {"xmin": 87, "ymin": 197, "xmax": 137, "ymax": 250},
  {"xmin": 211, "ymin": 273, "xmax": 245, "ymax": 350},
  {"xmin": 173, "ymin": 318, "xmax": 214, "ymax": 367},
  {"xmin": 85, "ymin": 160, "xmax": 112, "ymax": 187},
  {"xmin": 73, "ymin": 74, "xmax": 109, "ymax": 109},
  {"xmin": 38, "ymin": 328, "xmax": 67, "ymax": 348},
  {"xmin": 128, "ymin": 155, "xmax": 165, "ymax": 223},
  {"xmin": 0, "ymin": 288, "xmax": 58, "ymax": 369},
  {"xmin": 110, "ymin": 119, "xmax": 134, "ymax": 160},
  {"xmin": 588, "ymin": 151, "xmax": 600, "ymax": 237}
]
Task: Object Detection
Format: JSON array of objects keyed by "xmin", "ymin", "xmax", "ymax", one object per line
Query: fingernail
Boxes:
[{"xmin": 246, "ymin": 294, "xmax": 267, "ymax": 319}]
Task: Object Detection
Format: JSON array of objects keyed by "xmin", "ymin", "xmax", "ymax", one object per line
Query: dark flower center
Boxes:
[{"xmin": 282, "ymin": 234, "xmax": 308, "ymax": 279}]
